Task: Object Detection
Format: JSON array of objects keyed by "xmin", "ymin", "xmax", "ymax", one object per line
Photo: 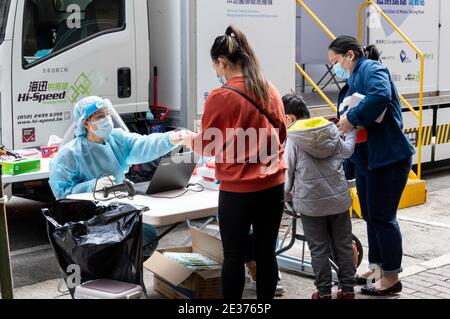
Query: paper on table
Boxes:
[
  {"xmin": 350, "ymin": 93, "xmax": 387, "ymax": 124},
  {"xmin": 163, "ymin": 252, "xmax": 222, "ymax": 271}
]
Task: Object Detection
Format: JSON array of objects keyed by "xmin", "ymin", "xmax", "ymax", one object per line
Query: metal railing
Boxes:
[{"xmin": 295, "ymin": 0, "xmax": 337, "ymax": 113}]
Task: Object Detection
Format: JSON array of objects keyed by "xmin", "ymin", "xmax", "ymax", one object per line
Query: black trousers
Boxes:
[{"xmin": 218, "ymin": 184, "xmax": 284, "ymax": 300}]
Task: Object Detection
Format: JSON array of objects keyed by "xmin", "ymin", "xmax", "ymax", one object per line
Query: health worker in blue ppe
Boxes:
[{"xmin": 49, "ymin": 96, "xmax": 193, "ymax": 258}]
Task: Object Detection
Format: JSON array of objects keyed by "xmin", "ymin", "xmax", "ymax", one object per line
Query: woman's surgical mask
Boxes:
[
  {"xmin": 217, "ymin": 75, "xmax": 227, "ymax": 85},
  {"xmin": 213, "ymin": 59, "xmax": 227, "ymax": 85},
  {"xmin": 333, "ymin": 52, "xmax": 351, "ymax": 80},
  {"xmin": 333, "ymin": 63, "xmax": 350, "ymax": 80},
  {"xmin": 92, "ymin": 116, "xmax": 113, "ymax": 139}
]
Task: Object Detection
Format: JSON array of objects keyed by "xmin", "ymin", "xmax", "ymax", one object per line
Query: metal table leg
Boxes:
[{"xmin": 0, "ymin": 170, "xmax": 14, "ymax": 299}]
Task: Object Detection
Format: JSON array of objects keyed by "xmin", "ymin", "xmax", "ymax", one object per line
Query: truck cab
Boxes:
[{"xmin": 0, "ymin": 0, "xmax": 150, "ymax": 150}]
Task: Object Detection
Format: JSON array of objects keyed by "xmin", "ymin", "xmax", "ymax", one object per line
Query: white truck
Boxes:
[
  {"xmin": 0, "ymin": 0, "xmax": 295, "ymax": 151},
  {"xmin": 0, "ymin": 0, "xmax": 296, "ymax": 199},
  {"xmin": 1, "ymin": 0, "xmax": 449, "ymax": 184}
]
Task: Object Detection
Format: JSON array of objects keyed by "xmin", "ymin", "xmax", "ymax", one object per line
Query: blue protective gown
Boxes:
[{"xmin": 49, "ymin": 129, "xmax": 176, "ymax": 199}]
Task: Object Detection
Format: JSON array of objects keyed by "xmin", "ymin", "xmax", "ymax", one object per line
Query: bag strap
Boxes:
[
  {"xmin": 42, "ymin": 209, "xmax": 62, "ymax": 228},
  {"xmin": 222, "ymin": 86, "xmax": 279, "ymax": 131}
]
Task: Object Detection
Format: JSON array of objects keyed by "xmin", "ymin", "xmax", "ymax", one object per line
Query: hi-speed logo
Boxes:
[
  {"xmin": 17, "ymin": 81, "xmax": 66, "ymax": 103},
  {"xmin": 17, "ymin": 72, "xmax": 93, "ymax": 104}
]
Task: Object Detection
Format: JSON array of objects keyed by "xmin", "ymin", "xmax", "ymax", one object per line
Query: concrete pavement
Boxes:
[{"xmin": 2, "ymin": 168, "xmax": 450, "ymax": 299}]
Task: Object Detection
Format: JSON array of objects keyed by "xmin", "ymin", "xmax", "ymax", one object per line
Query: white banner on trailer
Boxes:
[
  {"xmin": 368, "ymin": 0, "xmax": 439, "ymax": 95},
  {"xmin": 196, "ymin": 0, "xmax": 296, "ymax": 114}
]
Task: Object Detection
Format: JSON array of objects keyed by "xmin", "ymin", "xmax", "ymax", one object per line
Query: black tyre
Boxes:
[{"xmin": 352, "ymin": 234, "xmax": 364, "ymax": 268}]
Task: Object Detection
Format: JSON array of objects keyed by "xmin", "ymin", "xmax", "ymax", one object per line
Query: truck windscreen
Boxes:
[{"xmin": 0, "ymin": 0, "xmax": 10, "ymax": 44}]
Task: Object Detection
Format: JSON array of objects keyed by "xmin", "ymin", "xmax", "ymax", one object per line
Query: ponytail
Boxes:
[
  {"xmin": 364, "ymin": 44, "xmax": 381, "ymax": 62},
  {"xmin": 211, "ymin": 25, "xmax": 271, "ymax": 109}
]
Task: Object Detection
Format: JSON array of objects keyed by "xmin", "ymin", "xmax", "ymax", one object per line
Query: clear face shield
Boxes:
[
  {"xmin": 87, "ymin": 99, "xmax": 129, "ymax": 133},
  {"xmin": 80, "ymin": 99, "xmax": 129, "ymax": 134},
  {"xmin": 57, "ymin": 98, "xmax": 130, "ymax": 147},
  {"xmin": 108, "ymin": 103, "xmax": 129, "ymax": 133}
]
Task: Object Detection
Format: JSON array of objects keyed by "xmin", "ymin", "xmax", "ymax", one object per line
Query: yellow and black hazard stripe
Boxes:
[
  {"xmin": 404, "ymin": 126, "xmax": 433, "ymax": 147},
  {"xmin": 436, "ymin": 124, "xmax": 450, "ymax": 145}
]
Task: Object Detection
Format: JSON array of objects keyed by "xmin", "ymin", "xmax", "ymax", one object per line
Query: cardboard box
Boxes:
[
  {"xmin": 144, "ymin": 228, "xmax": 223, "ymax": 299},
  {"xmin": 0, "ymin": 158, "xmax": 41, "ymax": 176}
]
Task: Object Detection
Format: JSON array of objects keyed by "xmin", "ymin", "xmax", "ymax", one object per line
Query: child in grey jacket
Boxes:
[{"xmin": 282, "ymin": 94, "xmax": 357, "ymax": 299}]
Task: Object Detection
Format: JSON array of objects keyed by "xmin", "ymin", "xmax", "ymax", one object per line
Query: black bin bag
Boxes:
[{"xmin": 42, "ymin": 199, "xmax": 145, "ymax": 297}]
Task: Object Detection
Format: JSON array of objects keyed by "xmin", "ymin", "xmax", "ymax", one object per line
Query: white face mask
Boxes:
[
  {"xmin": 217, "ymin": 75, "xmax": 227, "ymax": 85},
  {"xmin": 214, "ymin": 60, "xmax": 227, "ymax": 85},
  {"xmin": 333, "ymin": 52, "xmax": 351, "ymax": 80},
  {"xmin": 92, "ymin": 116, "xmax": 113, "ymax": 139},
  {"xmin": 333, "ymin": 63, "xmax": 350, "ymax": 80}
]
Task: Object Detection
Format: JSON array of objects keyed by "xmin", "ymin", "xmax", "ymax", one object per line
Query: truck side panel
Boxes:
[{"xmin": 0, "ymin": 0, "xmax": 16, "ymax": 149}]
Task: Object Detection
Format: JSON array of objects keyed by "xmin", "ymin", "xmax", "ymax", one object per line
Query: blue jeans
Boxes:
[{"xmin": 355, "ymin": 157, "xmax": 412, "ymax": 276}]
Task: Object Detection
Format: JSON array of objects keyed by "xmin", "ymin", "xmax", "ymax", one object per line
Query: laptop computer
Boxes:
[{"xmin": 134, "ymin": 152, "xmax": 198, "ymax": 195}]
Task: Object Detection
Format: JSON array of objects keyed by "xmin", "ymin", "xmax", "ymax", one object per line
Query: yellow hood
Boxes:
[
  {"xmin": 288, "ymin": 117, "xmax": 331, "ymax": 132},
  {"xmin": 287, "ymin": 117, "xmax": 339, "ymax": 159}
]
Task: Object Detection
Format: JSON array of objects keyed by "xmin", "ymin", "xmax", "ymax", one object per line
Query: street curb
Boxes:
[{"xmin": 400, "ymin": 253, "xmax": 450, "ymax": 278}]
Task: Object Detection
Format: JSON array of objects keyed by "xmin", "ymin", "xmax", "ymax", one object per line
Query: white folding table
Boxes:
[
  {"xmin": 68, "ymin": 185, "xmax": 220, "ymax": 245},
  {"xmin": 67, "ymin": 187, "xmax": 219, "ymax": 227},
  {"xmin": 1, "ymin": 158, "xmax": 52, "ymax": 185}
]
